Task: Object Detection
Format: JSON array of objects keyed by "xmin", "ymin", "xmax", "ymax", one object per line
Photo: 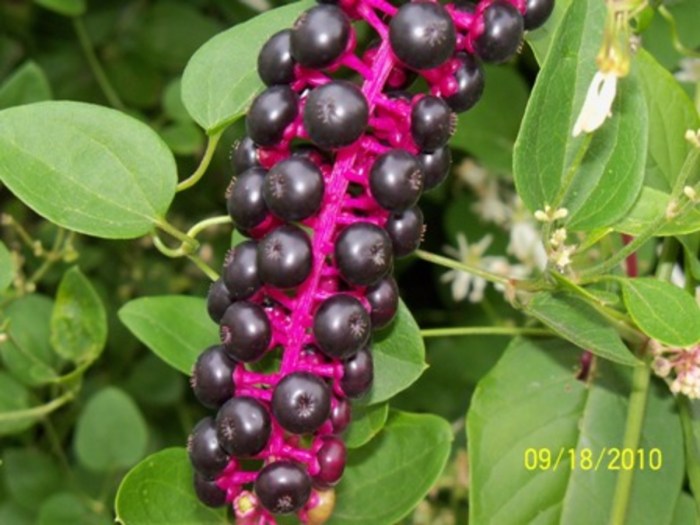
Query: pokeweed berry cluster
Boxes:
[{"xmin": 188, "ymin": 0, "xmax": 553, "ymax": 523}]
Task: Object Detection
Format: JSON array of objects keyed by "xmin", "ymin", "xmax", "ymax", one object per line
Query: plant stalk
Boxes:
[{"xmin": 176, "ymin": 131, "xmax": 223, "ymax": 192}]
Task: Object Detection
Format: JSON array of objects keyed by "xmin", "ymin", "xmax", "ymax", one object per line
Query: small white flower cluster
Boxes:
[
  {"xmin": 652, "ymin": 343, "xmax": 700, "ymax": 399},
  {"xmin": 676, "ymin": 58, "xmax": 700, "ymax": 84}
]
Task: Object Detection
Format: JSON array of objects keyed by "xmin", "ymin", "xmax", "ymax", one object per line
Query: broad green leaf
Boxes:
[
  {"xmin": 678, "ymin": 397, "xmax": 700, "ymax": 517},
  {"xmin": 159, "ymin": 122, "xmax": 205, "ymax": 156},
  {"xmin": 0, "ymin": 61, "xmax": 52, "ymax": 109},
  {"xmin": 74, "ymin": 387, "xmax": 148, "ymax": 472},
  {"xmin": 51, "ymin": 267, "xmax": 107, "ymax": 363},
  {"xmin": 526, "ymin": 292, "xmax": 639, "ymax": 366},
  {"xmin": 0, "ymin": 240, "xmax": 12, "ymax": 291},
  {"xmin": 2, "ymin": 448, "xmax": 62, "ymax": 510},
  {"xmin": 0, "ymin": 294, "xmax": 60, "ymax": 386},
  {"xmin": 344, "ymin": 402, "xmax": 389, "ymax": 449},
  {"xmin": 37, "ymin": 493, "xmax": 111, "ymax": 525},
  {"xmin": 450, "ymin": 66, "xmax": 529, "ymax": 174},
  {"xmin": 103, "ymin": 54, "xmax": 163, "ymax": 110},
  {"xmin": 115, "ymin": 448, "xmax": 228, "ymax": 525},
  {"xmin": 525, "ymin": 0, "xmax": 573, "ymax": 65},
  {"xmin": 514, "ymin": 0, "xmax": 648, "ymax": 231},
  {"xmin": 330, "ymin": 411, "xmax": 453, "ymax": 525},
  {"xmin": 615, "ymin": 186, "xmax": 700, "ymax": 236},
  {"xmin": 181, "ymin": 0, "xmax": 313, "ymax": 133},
  {"xmin": 118, "ymin": 295, "xmax": 218, "ymax": 374},
  {"xmin": 468, "ymin": 337, "xmax": 684, "ymax": 524},
  {"xmin": 0, "ymin": 372, "xmax": 36, "ymax": 436},
  {"xmin": 671, "ymin": 492, "xmax": 697, "ymax": 525},
  {"xmin": 622, "ymin": 278, "xmax": 700, "ymax": 347},
  {"xmin": 34, "ymin": 0, "xmax": 85, "ymax": 16},
  {"xmin": 363, "ymin": 300, "xmax": 427, "ymax": 405},
  {"xmin": 0, "ymin": 101, "xmax": 177, "ymax": 239}
]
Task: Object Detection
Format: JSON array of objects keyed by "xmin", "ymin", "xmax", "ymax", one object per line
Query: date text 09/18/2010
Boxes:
[{"xmin": 523, "ymin": 447, "xmax": 663, "ymax": 472}]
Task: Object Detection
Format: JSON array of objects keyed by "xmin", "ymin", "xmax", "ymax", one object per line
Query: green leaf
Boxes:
[
  {"xmin": 671, "ymin": 492, "xmax": 697, "ymax": 525},
  {"xmin": 118, "ymin": 295, "xmax": 218, "ymax": 375},
  {"xmin": 2, "ymin": 448, "xmax": 62, "ymax": 510},
  {"xmin": 0, "ymin": 240, "xmax": 12, "ymax": 291},
  {"xmin": 181, "ymin": 0, "xmax": 313, "ymax": 133},
  {"xmin": 0, "ymin": 61, "xmax": 52, "ymax": 109},
  {"xmin": 124, "ymin": 353, "xmax": 185, "ymax": 407},
  {"xmin": 622, "ymin": 278, "xmax": 700, "ymax": 347},
  {"xmin": 363, "ymin": 300, "xmax": 427, "ymax": 405},
  {"xmin": 162, "ymin": 78, "xmax": 192, "ymax": 123},
  {"xmin": 526, "ymin": 292, "xmax": 639, "ymax": 366},
  {"xmin": 159, "ymin": 122, "xmax": 205, "ymax": 156},
  {"xmin": 615, "ymin": 186, "xmax": 700, "ymax": 236},
  {"xmin": 678, "ymin": 398, "xmax": 700, "ymax": 517},
  {"xmin": 468, "ymin": 337, "xmax": 684, "ymax": 524},
  {"xmin": 525, "ymin": 0, "xmax": 573, "ymax": 65},
  {"xmin": 115, "ymin": 448, "xmax": 228, "ymax": 525},
  {"xmin": 34, "ymin": 0, "xmax": 86, "ymax": 17},
  {"xmin": 73, "ymin": 387, "xmax": 148, "ymax": 472},
  {"xmin": 0, "ymin": 294, "xmax": 60, "ymax": 386},
  {"xmin": 0, "ymin": 372, "xmax": 36, "ymax": 436},
  {"xmin": 51, "ymin": 267, "xmax": 107, "ymax": 363},
  {"xmin": 0, "ymin": 101, "xmax": 177, "ymax": 239},
  {"xmin": 344, "ymin": 402, "xmax": 389, "ymax": 449},
  {"xmin": 0, "ymin": 502, "xmax": 32, "ymax": 525},
  {"xmin": 514, "ymin": 0, "xmax": 648, "ymax": 231},
  {"xmin": 330, "ymin": 411, "xmax": 453, "ymax": 525},
  {"xmin": 37, "ymin": 493, "xmax": 111, "ymax": 525}
]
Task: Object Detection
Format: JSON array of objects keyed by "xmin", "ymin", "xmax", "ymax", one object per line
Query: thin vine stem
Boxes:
[
  {"xmin": 0, "ymin": 389, "xmax": 76, "ymax": 423},
  {"xmin": 657, "ymin": 6, "xmax": 700, "ymax": 58},
  {"xmin": 420, "ymin": 326, "xmax": 551, "ymax": 338},
  {"xmin": 176, "ymin": 131, "xmax": 223, "ymax": 192},
  {"xmin": 186, "ymin": 215, "xmax": 232, "ymax": 239},
  {"xmin": 187, "ymin": 254, "xmax": 219, "ymax": 282},
  {"xmin": 154, "ymin": 219, "xmax": 199, "ymax": 252},
  {"xmin": 415, "ymin": 249, "xmax": 510, "ymax": 286}
]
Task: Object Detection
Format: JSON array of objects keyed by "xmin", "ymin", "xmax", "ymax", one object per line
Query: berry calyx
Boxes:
[
  {"xmin": 255, "ymin": 461, "xmax": 312, "ymax": 515},
  {"xmin": 272, "ymin": 372, "xmax": 332, "ymax": 434},
  {"xmin": 216, "ymin": 396, "xmax": 271, "ymax": 457},
  {"xmin": 304, "ymin": 80, "xmax": 369, "ymax": 149}
]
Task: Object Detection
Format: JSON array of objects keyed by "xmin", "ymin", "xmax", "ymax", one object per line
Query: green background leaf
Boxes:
[
  {"xmin": 2, "ymin": 449, "xmax": 62, "ymax": 510},
  {"xmin": 37, "ymin": 493, "xmax": 111, "ymax": 525},
  {"xmin": 0, "ymin": 372, "xmax": 37, "ymax": 436},
  {"xmin": 0, "ymin": 61, "xmax": 52, "ymax": 109},
  {"xmin": 344, "ymin": 402, "xmax": 389, "ymax": 449},
  {"xmin": 34, "ymin": 0, "xmax": 86, "ymax": 17},
  {"xmin": 0, "ymin": 240, "xmax": 13, "ymax": 291}
]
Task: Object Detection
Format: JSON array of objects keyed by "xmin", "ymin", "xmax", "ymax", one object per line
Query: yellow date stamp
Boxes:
[{"xmin": 523, "ymin": 447, "xmax": 663, "ymax": 472}]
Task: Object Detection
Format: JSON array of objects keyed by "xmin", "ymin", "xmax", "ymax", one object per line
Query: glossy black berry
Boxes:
[
  {"xmin": 247, "ymin": 85, "xmax": 299, "ymax": 146},
  {"xmin": 193, "ymin": 472, "xmax": 227, "ymax": 508},
  {"xmin": 330, "ymin": 399, "xmax": 351, "ymax": 433},
  {"xmin": 227, "ymin": 167, "xmax": 269, "ymax": 232},
  {"xmin": 341, "ymin": 346, "xmax": 373, "ymax": 399},
  {"xmin": 335, "ymin": 222, "xmax": 393, "ymax": 286},
  {"xmin": 230, "ymin": 136, "xmax": 259, "ymax": 175},
  {"xmin": 220, "ymin": 301, "xmax": 271, "ymax": 362},
  {"xmin": 385, "ymin": 206, "xmax": 424, "ymax": 258},
  {"xmin": 291, "ymin": 5, "xmax": 350, "ymax": 69},
  {"xmin": 314, "ymin": 436, "xmax": 346, "ymax": 488},
  {"xmin": 263, "ymin": 157, "xmax": 325, "ymax": 221},
  {"xmin": 258, "ymin": 30, "xmax": 296, "ymax": 86},
  {"xmin": 444, "ymin": 53, "xmax": 485, "ymax": 113},
  {"xmin": 257, "ymin": 225, "xmax": 313, "ymax": 289},
  {"xmin": 369, "ymin": 149, "xmax": 424, "ymax": 212},
  {"xmin": 216, "ymin": 396, "xmax": 271, "ymax": 457},
  {"xmin": 191, "ymin": 345, "xmax": 236, "ymax": 409},
  {"xmin": 366, "ymin": 276, "xmax": 399, "ymax": 330},
  {"xmin": 304, "ymin": 80, "xmax": 368, "ymax": 149},
  {"xmin": 524, "ymin": 0, "xmax": 555, "ymax": 30},
  {"xmin": 188, "ymin": 417, "xmax": 230, "ymax": 478},
  {"xmin": 474, "ymin": 1, "xmax": 524, "ymax": 64},
  {"xmin": 272, "ymin": 372, "xmax": 331, "ymax": 434},
  {"xmin": 207, "ymin": 279, "xmax": 233, "ymax": 323},
  {"xmin": 313, "ymin": 294, "xmax": 371, "ymax": 359},
  {"xmin": 223, "ymin": 240, "xmax": 261, "ymax": 301},
  {"xmin": 411, "ymin": 95, "xmax": 456, "ymax": 152},
  {"xmin": 255, "ymin": 461, "xmax": 312, "ymax": 515},
  {"xmin": 418, "ymin": 146, "xmax": 452, "ymax": 190},
  {"xmin": 389, "ymin": 2, "xmax": 456, "ymax": 70}
]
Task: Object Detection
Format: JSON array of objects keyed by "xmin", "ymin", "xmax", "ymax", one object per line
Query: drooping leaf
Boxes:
[
  {"xmin": 615, "ymin": 186, "xmax": 700, "ymax": 236},
  {"xmin": 0, "ymin": 101, "xmax": 177, "ymax": 239},
  {"xmin": 2, "ymin": 448, "xmax": 62, "ymax": 510},
  {"xmin": 118, "ymin": 295, "xmax": 218, "ymax": 375},
  {"xmin": 34, "ymin": 0, "xmax": 86, "ymax": 16},
  {"xmin": 344, "ymin": 402, "xmax": 389, "ymax": 449},
  {"xmin": 114, "ymin": 448, "xmax": 228, "ymax": 525},
  {"xmin": 0, "ymin": 240, "xmax": 13, "ymax": 291},
  {"xmin": 0, "ymin": 372, "xmax": 36, "ymax": 436},
  {"xmin": 73, "ymin": 387, "xmax": 148, "ymax": 472},
  {"xmin": 181, "ymin": 0, "xmax": 313, "ymax": 133},
  {"xmin": 622, "ymin": 278, "xmax": 700, "ymax": 348},
  {"xmin": 0, "ymin": 61, "xmax": 52, "ymax": 109}
]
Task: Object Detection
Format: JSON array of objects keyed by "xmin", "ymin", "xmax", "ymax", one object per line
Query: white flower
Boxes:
[
  {"xmin": 572, "ymin": 71, "xmax": 618, "ymax": 137},
  {"xmin": 676, "ymin": 58, "xmax": 700, "ymax": 83},
  {"xmin": 507, "ymin": 218, "xmax": 547, "ymax": 271},
  {"xmin": 456, "ymin": 159, "xmax": 488, "ymax": 189}
]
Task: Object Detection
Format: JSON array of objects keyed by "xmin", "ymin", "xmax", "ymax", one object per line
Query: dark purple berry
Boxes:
[
  {"xmin": 255, "ymin": 461, "xmax": 312, "ymax": 514},
  {"xmin": 258, "ymin": 30, "xmax": 296, "ymax": 86},
  {"xmin": 314, "ymin": 436, "xmax": 346, "ymax": 488},
  {"xmin": 369, "ymin": 149, "xmax": 424, "ymax": 212},
  {"xmin": 191, "ymin": 345, "xmax": 236, "ymax": 409},
  {"xmin": 313, "ymin": 294, "xmax": 371, "ymax": 359},
  {"xmin": 216, "ymin": 396, "xmax": 271, "ymax": 457},
  {"xmin": 524, "ymin": 0, "xmax": 555, "ymax": 30},
  {"xmin": 223, "ymin": 240, "xmax": 261, "ymax": 301},
  {"xmin": 366, "ymin": 276, "xmax": 399, "ymax": 330},
  {"xmin": 227, "ymin": 167, "xmax": 269, "ymax": 232},
  {"xmin": 418, "ymin": 146, "xmax": 452, "ymax": 190},
  {"xmin": 230, "ymin": 136, "xmax": 259, "ymax": 175},
  {"xmin": 257, "ymin": 225, "xmax": 313, "ymax": 289},
  {"xmin": 304, "ymin": 80, "xmax": 368, "ymax": 149},
  {"xmin": 193, "ymin": 472, "xmax": 227, "ymax": 507},
  {"xmin": 247, "ymin": 85, "xmax": 299, "ymax": 146},
  {"xmin": 341, "ymin": 346, "xmax": 373, "ymax": 399},
  {"xmin": 330, "ymin": 399, "xmax": 351, "ymax": 433},
  {"xmin": 411, "ymin": 95, "xmax": 456, "ymax": 152},
  {"xmin": 207, "ymin": 279, "xmax": 233, "ymax": 323},
  {"xmin": 263, "ymin": 157, "xmax": 325, "ymax": 221},
  {"xmin": 444, "ymin": 53, "xmax": 485, "ymax": 113},
  {"xmin": 272, "ymin": 372, "xmax": 332, "ymax": 434},
  {"xmin": 389, "ymin": 2, "xmax": 456, "ymax": 70},
  {"xmin": 188, "ymin": 417, "xmax": 230, "ymax": 478},
  {"xmin": 291, "ymin": 5, "xmax": 350, "ymax": 69},
  {"xmin": 335, "ymin": 222, "xmax": 393, "ymax": 286},
  {"xmin": 385, "ymin": 206, "xmax": 424, "ymax": 258},
  {"xmin": 220, "ymin": 301, "xmax": 271, "ymax": 362},
  {"xmin": 474, "ymin": 1, "xmax": 524, "ymax": 64}
]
